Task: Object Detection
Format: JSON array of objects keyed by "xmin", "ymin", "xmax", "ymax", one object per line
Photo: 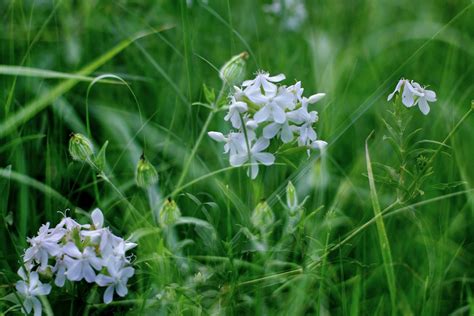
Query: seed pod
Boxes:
[
  {"xmin": 159, "ymin": 198, "xmax": 181, "ymax": 227},
  {"xmin": 251, "ymin": 200, "xmax": 274, "ymax": 233},
  {"xmin": 219, "ymin": 51, "xmax": 248, "ymax": 86},
  {"xmin": 286, "ymin": 181, "xmax": 298, "ymax": 212},
  {"xmin": 69, "ymin": 133, "xmax": 94, "ymax": 162},
  {"xmin": 135, "ymin": 155, "xmax": 158, "ymax": 188}
]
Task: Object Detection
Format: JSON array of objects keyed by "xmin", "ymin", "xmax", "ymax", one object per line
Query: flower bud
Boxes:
[
  {"xmin": 251, "ymin": 200, "xmax": 274, "ymax": 232},
  {"xmin": 286, "ymin": 181, "xmax": 298, "ymax": 211},
  {"xmin": 69, "ymin": 133, "xmax": 94, "ymax": 162},
  {"xmin": 135, "ymin": 155, "xmax": 158, "ymax": 188},
  {"xmin": 159, "ymin": 198, "xmax": 181, "ymax": 227},
  {"xmin": 219, "ymin": 51, "xmax": 248, "ymax": 86}
]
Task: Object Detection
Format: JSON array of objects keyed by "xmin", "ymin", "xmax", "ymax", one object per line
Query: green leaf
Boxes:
[{"xmin": 203, "ymin": 83, "xmax": 215, "ymax": 104}]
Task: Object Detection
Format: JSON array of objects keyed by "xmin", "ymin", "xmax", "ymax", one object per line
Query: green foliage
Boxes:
[{"xmin": 0, "ymin": 0, "xmax": 473, "ymax": 315}]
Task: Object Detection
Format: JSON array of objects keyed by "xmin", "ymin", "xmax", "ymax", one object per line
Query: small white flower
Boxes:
[
  {"xmin": 230, "ymin": 137, "xmax": 275, "ymax": 179},
  {"xmin": 95, "ymin": 260, "xmax": 135, "ymax": 304},
  {"xmin": 16, "ymin": 271, "xmax": 51, "ymax": 316},
  {"xmin": 242, "ymin": 72, "xmax": 285, "ymax": 97},
  {"xmin": 224, "ymin": 98, "xmax": 248, "ymax": 128},
  {"xmin": 411, "ymin": 81, "xmax": 437, "ymax": 115},
  {"xmin": 24, "ymin": 223, "xmax": 64, "ymax": 269},
  {"xmin": 263, "ymin": 121, "xmax": 294, "ymax": 143},
  {"xmin": 388, "ymin": 78, "xmax": 437, "ymax": 115},
  {"xmin": 63, "ymin": 243, "xmax": 102, "ymax": 283}
]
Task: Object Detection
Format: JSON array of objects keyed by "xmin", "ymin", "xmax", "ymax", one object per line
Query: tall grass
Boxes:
[{"xmin": 1, "ymin": 0, "xmax": 473, "ymax": 315}]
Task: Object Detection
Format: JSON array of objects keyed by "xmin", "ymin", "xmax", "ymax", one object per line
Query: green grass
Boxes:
[{"xmin": 1, "ymin": 0, "xmax": 473, "ymax": 315}]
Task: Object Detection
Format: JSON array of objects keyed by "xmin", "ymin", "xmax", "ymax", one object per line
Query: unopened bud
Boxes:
[
  {"xmin": 159, "ymin": 198, "xmax": 181, "ymax": 227},
  {"xmin": 286, "ymin": 181, "xmax": 298, "ymax": 211},
  {"xmin": 135, "ymin": 155, "xmax": 158, "ymax": 188},
  {"xmin": 219, "ymin": 51, "xmax": 248, "ymax": 86},
  {"xmin": 251, "ymin": 200, "xmax": 274, "ymax": 232},
  {"xmin": 69, "ymin": 133, "xmax": 94, "ymax": 162}
]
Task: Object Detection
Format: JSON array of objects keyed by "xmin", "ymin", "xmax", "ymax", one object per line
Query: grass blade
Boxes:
[{"xmin": 365, "ymin": 132, "xmax": 397, "ymax": 314}]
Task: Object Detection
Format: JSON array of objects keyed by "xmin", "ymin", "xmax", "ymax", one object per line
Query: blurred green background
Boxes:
[{"xmin": 1, "ymin": 0, "xmax": 473, "ymax": 314}]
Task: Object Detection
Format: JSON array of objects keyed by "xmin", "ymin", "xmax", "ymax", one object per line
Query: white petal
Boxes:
[
  {"xmin": 401, "ymin": 82, "xmax": 415, "ymax": 107},
  {"xmin": 91, "ymin": 208, "xmax": 104, "ymax": 228},
  {"xmin": 280, "ymin": 123, "xmax": 294, "ymax": 143},
  {"xmin": 418, "ymin": 98, "xmax": 430, "ymax": 115},
  {"xmin": 83, "ymin": 264, "xmax": 97, "ymax": 283},
  {"xmin": 254, "ymin": 153, "xmax": 275, "ymax": 166},
  {"xmin": 96, "ymin": 274, "xmax": 114, "ymax": 287},
  {"xmin": 263, "ymin": 123, "xmax": 280, "ymax": 139},
  {"xmin": 247, "ymin": 162, "xmax": 259, "ymax": 179},
  {"xmin": 424, "ymin": 90, "xmax": 436, "ymax": 102},
  {"xmin": 15, "ymin": 281, "xmax": 28, "ymax": 294},
  {"xmin": 387, "ymin": 79, "xmax": 404, "ymax": 101},
  {"xmin": 254, "ymin": 106, "xmax": 271, "ymax": 123},
  {"xmin": 116, "ymin": 282, "xmax": 128, "ymax": 297},
  {"xmin": 121, "ymin": 267, "xmax": 135, "ymax": 279},
  {"xmin": 229, "ymin": 153, "xmax": 248, "ymax": 167},
  {"xmin": 272, "ymin": 104, "xmax": 286, "ymax": 124},
  {"xmin": 66, "ymin": 261, "xmax": 82, "ymax": 281},
  {"xmin": 31, "ymin": 284, "xmax": 51, "ymax": 296},
  {"xmin": 62, "ymin": 242, "xmax": 82, "ymax": 258},
  {"xmin": 208, "ymin": 132, "xmax": 226, "ymax": 142},
  {"xmin": 103, "ymin": 286, "xmax": 115, "ymax": 304},
  {"xmin": 32, "ymin": 297, "xmax": 42, "ymax": 316},
  {"xmin": 267, "ymin": 73, "xmax": 285, "ymax": 82},
  {"xmin": 252, "ymin": 138, "xmax": 270, "ymax": 153}
]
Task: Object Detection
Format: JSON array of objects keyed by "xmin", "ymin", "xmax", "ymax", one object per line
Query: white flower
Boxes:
[
  {"xmin": 24, "ymin": 223, "xmax": 64, "ymax": 269},
  {"xmin": 63, "ymin": 243, "xmax": 102, "ymax": 283},
  {"xmin": 287, "ymin": 103, "xmax": 319, "ymax": 146},
  {"xmin": 224, "ymin": 98, "xmax": 248, "ymax": 128},
  {"xmin": 95, "ymin": 260, "xmax": 135, "ymax": 304},
  {"xmin": 229, "ymin": 137, "xmax": 275, "ymax": 179},
  {"xmin": 252, "ymin": 86, "xmax": 295, "ymax": 123},
  {"xmin": 208, "ymin": 131, "xmax": 251, "ymax": 157},
  {"xmin": 411, "ymin": 81, "xmax": 437, "ymax": 115},
  {"xmin": 387, "ymin": 78, "xmax": 436, "ymax": 115},
  {"xmin": 16, "ymin": 271, "xmax": 51, "ymax": 316},
  {"xmin": 53, "ymin": 258, "xmax": 67, "ymax": 287},
  {"xmin": 243, "ymin": 72, "xmax": 285, "ymax": 97}
]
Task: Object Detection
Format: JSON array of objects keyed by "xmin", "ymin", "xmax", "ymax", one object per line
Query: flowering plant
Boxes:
[
  {"xmin": 16, "ymin": 209, "xmax": 136, "ymax": 315},
  {"xmin": 209, "ymin": 71, "xmax": 327, "ymax": 179}
]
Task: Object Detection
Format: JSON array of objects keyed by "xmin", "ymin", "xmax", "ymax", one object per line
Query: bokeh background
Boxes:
[{"xmin": 1, "ymin": 0, "xmax": 473, "ymax": 314}]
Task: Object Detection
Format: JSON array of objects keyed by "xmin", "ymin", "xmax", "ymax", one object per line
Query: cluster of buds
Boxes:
[
  {"xmin": 209, "ymin": 70, "xmax": 327, "ymax": 179},
  {"xmin": 16, "ymin": 209, "xmax": 136, "ymax": 315}
]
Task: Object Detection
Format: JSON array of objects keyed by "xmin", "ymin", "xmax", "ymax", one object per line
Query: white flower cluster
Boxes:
[
  {"xmin": 16, "ymin": 209, "xmax": 136, "ymax": 315},
  {"xmin": 387, "ymin": 78, "xmax": 437, "ymax": 115},
  {"xmin": 209, "ymin": 71, "xmax": 327, "ymax": 179}
]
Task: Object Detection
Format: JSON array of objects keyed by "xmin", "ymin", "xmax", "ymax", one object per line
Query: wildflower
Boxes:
[
  {"xmin": 387, "ymin": 78, "xmax": 437, "ymax": 115},
  {"xmin": 229, "ymin": 137, "xmax": 275, "ymax": 179},
  {"xmin": 24, "ymin": 223, "xmax": 63, "ymax": 270},
  {"xmin": 63, "ymin": 243, "xmax": 102, "ymax": 283},
  {"xmin": 95, "ymin": 259, "xmax": 135, "ymax": 304},
  {"xmin": 411, "ymin": 81, "xmax": 437, "ymax": 115},
  {"xmin": 209, "ymin": 71, "xmax": 327, "ymax": 179},
  {"xmin": 224, "ymin": 98, "xmax": 248, "ymax": 128},
  {"xmin": 16, "ymin": 270, "xmax": 51, "ymax": 316},
  {"xmin": 242, "ymin": 72, "xmax": 285, "ymax": 97},
  {"xmin": 135, "ymin": 155, "xmax": 159, "ymax": 188},
  {"xmin": 68, "ymin": 133, "xmax": 94, "ymax": 162}
]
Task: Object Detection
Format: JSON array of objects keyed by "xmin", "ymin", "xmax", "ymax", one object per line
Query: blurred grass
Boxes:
[{"xmin": 1, "ymin": 0, "xmax": 473, "ymax": 315}]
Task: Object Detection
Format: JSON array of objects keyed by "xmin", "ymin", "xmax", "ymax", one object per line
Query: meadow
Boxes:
[{"xmin": 0, "ymin": 0, "xmax": 473, "ymax": 315}]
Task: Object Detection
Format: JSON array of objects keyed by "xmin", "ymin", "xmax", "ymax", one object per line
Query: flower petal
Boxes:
[
  {"xmin": 103, "ymin": 285, "xmax": 115, "ymax": 304},
  {"xmin": 418, "ymin": 98, "xmax": 430, "ymax": 115},
  {"xmin": 263, "ymin": 123, "xmax": 280, "ymax": 139},
  {"xmin": 254, "ymin": 152, "xmax": 275, "ymax": 166}
]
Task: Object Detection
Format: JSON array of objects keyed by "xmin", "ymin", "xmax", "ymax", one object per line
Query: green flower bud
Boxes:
[
  {"xmin": 159, "ymin": 198, "xmax": 181, "ymax": 227},
  {"xmin": 251, "ymin": 200, "xmax": 274, "ymax": 233},
  {"xmin": 135, "ymin": 155, "xmax": 158, "ymax": 188},
  {"xmin": 219, "ymin": 51, "xmax": 248, "ymax": 86},
  {"xmin": 286, "ymin": 181, "xmax": 298, "ymax": 211},
  {"xmin": 69, "ymin": 133, "xmax": 94, "ymax": 162}
]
